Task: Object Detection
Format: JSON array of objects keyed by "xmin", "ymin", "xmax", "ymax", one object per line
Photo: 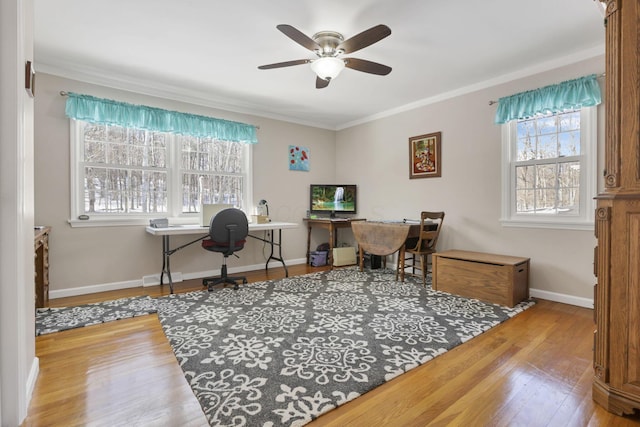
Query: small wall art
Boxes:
[
  {"xmin": 409, "ymin": 132, "xmax": 441, "ymax": 179},
  {"xmin": 25, "ymin": 60, "xmax": 35, "ymax": 97},
  {"xmin": 289, "ymin": 145, "xmax": 310, "ymax": 171}
]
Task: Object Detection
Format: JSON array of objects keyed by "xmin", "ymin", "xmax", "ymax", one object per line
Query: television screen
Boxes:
[{"xmin": 310, "ymin": 184, "xmax": 357, "ymax": 215}]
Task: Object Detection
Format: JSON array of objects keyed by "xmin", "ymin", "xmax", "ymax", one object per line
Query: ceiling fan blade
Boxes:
[
  {"xmin": 337, "ymin": 24, "xmax": 391, "ymax": 54},
  {"xmin": 276, "ymin": 24, "xmax": 321, "ymax": 52},
  {"xmin": 344, "ymin": 58, "xmax": 392, "ymax": 75},
  {"xmin": 316, "ymin": 77, "xmax": 330, "ymax": 89},
  {"xmin": 258, "ymin": 59, "xmax": 311, "ymax": 70}
]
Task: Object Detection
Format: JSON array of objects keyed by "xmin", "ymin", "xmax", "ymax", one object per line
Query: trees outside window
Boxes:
[
  {"xmin": 501, "ymin": 107, "xmax": 596, "ymax": 230},
  {"xmin": 70, "ymin": 120, "xmax": 251, "ymax": 226}
]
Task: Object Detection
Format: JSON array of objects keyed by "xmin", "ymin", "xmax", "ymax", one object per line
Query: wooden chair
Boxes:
[{"xmin": 396, "ymin": 211, "xmax": 445, "ymax": 285}]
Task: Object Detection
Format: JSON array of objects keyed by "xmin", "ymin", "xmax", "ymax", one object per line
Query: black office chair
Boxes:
[{"xmin": 201, "ymin": 208, "xmax": 249, "ymax": 291}]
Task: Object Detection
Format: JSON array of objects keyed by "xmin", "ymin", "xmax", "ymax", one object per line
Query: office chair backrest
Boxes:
[
  {"xmin": 200, "ymin": 203, "xmax": 233, "ymax": 226},
  {"xmin": 208, "ymin": 208, "xmax": 249, "ymax": 253}
]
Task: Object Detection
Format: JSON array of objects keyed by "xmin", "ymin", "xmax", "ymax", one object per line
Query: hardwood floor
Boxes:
[{"xmin": 24, "ymin": 265, "xmax": 640, "ymax": 426}]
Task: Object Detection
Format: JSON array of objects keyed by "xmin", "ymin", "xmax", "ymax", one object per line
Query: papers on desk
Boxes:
[
  {"xmin": 149, "ymin": 218, "xmax": 169, "ymax": 228},
  {"xmin": 376, "ymin": 219, "xmax": 420, "ymax": 225},
  {"xmin": 200, "ymin": 204, "xmax": 233, "ymax": 226},
  {"xmin": 403, "ymin": 219, "xmax": 421, "ymax": 224}
]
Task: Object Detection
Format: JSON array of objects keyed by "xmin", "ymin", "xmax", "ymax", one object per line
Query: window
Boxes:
[
  {"xmin": 501, "ymin": 107, "xmax": 596, "ymax": 230},
  {"xmin": 180, "ymin": 134, "xmax": 248, "ymax": 212},
  {"xmin": 70, "ymin": 120, "xmax": 252, "ymax": 226}
]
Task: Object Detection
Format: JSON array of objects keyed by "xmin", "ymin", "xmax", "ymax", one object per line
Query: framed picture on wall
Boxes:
[
  {"xmin": 409, "ymin": 132, "xmax": 441, "ymax": 179},
  {"xmin": 25, "ymin": 60, "xmax": 35, "ymax": 97},
  {"xmin": 289, "ymin": 145, "xmax": 310, "ymax": 171}
]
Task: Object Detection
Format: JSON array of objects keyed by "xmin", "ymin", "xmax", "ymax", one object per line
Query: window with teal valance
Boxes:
[
  {"xmin": 64, "ymin": 92, "xmax": 258, "ymax": 144},
  {"xmin": 494, "ymin": 74, "xmax": 602, "ymax": 124}
]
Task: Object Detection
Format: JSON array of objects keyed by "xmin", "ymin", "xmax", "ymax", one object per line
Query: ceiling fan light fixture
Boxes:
[
  {"xmin": 310, "ymin": 57, "xmax": 345, "ymax": 81},
  {"xmin": 258, "ymin": 24, "xmax": 392, "ymax": 88}
]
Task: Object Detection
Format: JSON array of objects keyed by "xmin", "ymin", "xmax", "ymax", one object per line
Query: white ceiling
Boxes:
[{"xmin": 34, "ymin": 0, "xmax": 606, "ymax": 130}]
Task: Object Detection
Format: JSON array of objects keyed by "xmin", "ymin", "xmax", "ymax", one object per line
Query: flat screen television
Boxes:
[{"xmin": 310, "ymin": 184, "xmax": 357, "ymax": 216}]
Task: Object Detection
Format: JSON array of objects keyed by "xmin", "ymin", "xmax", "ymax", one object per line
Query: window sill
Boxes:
[
  {"xmin": 68, "ymin": 217, "xmax": 199, "ymax": 228},
  {"xmin": 500, "ymin": 218, "xmax": 594, "ymax": 231}
]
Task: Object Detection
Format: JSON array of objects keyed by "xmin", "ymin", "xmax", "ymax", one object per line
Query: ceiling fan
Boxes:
[{"xmin": 258, "ymin": 24, "xmax": 392, "ymax": 89}]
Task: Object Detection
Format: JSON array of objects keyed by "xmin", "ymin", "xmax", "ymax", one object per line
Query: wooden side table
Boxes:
[
  {"xmin": 351, "ymin": 221, "xmax": 413, "ymax": 272},
  {"xmin": 303, "ymin": 218, "xmax": 365, "ymax": 267},
  {"xmin": 34, "ymin": 226, "xmax": 51, "ymax": 308}
]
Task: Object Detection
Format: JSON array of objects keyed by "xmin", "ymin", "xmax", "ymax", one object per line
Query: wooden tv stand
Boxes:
[
  {"xmin": 303, "ymin": 218, "xmax": 365, "ymax": 267},
  {"xmin": 432, "ymin": 250, "xmax": 529, "ymax": 308}
]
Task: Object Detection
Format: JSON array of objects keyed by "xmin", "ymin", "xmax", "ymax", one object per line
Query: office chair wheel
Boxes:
[{"xmin": 232, "ymin": 278, "xmax": 246, "ymax": 290}]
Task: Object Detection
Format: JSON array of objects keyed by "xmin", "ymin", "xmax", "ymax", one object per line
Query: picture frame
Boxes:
[
  {"xmin": 25, "ymin": 60, "xmax": 35, "ymax": 97},
  {"xmin": 289, "ymin": 145, "xmax": 310, "ymax": 171},
  {"xmin": 409, "ymin": 131, "xmax": 441, "ymax": 179}
]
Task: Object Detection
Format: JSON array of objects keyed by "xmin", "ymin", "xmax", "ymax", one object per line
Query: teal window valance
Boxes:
[
  {"xmin": 494, "ymin": 74, "xmax": 602, "ymax": 124},
  {"xmin": 65, "ymin": 92, "xmax": 258, "ymax": 144}
]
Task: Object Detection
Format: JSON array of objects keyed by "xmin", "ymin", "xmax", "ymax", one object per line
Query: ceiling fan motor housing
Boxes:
[{"xmin": 312, "ymin": 31, "xmax": 344, "ymax": 57}]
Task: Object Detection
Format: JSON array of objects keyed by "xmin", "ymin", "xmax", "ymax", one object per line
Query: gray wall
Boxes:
[
  {"xmin": 35, "ymin": 73, "xmax": 336, "ymax": 294},
  {"xmin": 336, "ymin": 56, "xmax": 604, "ymax": 306},
  {"xmin": 36, "ymin": 55, "xmax": 604, "ymax": 306}
]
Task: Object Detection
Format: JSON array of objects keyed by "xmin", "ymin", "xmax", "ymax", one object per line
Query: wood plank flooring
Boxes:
[{"xmin": 23, "ymin": 265, "xmax": 640, "ymax": 426}]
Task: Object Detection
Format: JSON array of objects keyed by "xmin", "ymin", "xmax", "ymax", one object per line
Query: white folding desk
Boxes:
[{"xmin": 146, "ymin": 221, "xmax": 298, "ymax": 293}]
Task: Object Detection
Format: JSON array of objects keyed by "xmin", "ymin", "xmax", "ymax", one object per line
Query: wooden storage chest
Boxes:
[{"xmin": 432, "ymin": 250, "xmax": 529, "ymax": 307}]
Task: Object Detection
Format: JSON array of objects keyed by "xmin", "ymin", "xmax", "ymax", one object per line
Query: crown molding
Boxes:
[
  {"xmin": 37, "ymin": 43, "xmax": 605, "ymax": 132},
  {"xmin": 336, "ymin": 44, "xmax": 605, "ymax": 130},
  {"xmin": 36, "ymin": 57, "xmax": 335, "ymax": 130}
]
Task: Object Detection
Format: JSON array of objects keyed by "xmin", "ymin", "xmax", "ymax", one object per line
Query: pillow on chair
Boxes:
[{"xmin": 201, "ymin": 239, "xmax": 246, "ymax": 249}]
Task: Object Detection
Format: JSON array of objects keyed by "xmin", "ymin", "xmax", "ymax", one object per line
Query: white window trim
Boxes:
[
  {"xmin": 500, "ymin": 106, "xmax": 597, "ymax": 231},
  {"xmin": 68, "ymin": 120, "xmax": 253, "ymax": 228}
]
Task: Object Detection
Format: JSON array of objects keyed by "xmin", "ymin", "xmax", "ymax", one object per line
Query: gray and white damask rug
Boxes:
[
  {"xmin": 156, "ymin": 267, "xmax": 535, "ymax": 426},
  {"xmin": 35, "ymin": 295, "xmax": 157, "ymax": 336}
]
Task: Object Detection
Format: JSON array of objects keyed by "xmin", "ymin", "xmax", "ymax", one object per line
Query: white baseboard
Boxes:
[
  {"xmin": 49, "ymin": 258, "xmax": 308, "ymax": 299},
  {"xmin": 49, "ymin": 258, "xmax": 593, "ymax": 309},
  {"xmin": 142, "ymin": 272, "xmax": 183, "ymax": 287},
  {"xmin": 26, "ymin": 357, "xmax": 39, "ymax": 408},
  {"xmin": 49, "ymin": 264, "xmax": 593, "ymax": 309},
  {"xmin": 49, "ymin": 278, "xmax": 143, "ymax": 299},
  {"xmin": 529, "ymin": 288, "xmax": 593, "ymax": 309},
  {"xmin": 47, "ymin": 262, "xmax": 592, "ymax": 309}
]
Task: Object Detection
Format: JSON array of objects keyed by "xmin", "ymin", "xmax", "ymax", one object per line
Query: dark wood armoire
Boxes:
[{"xmin": 593, "ymin": 0, "xmax": 640, "ymax": 416}]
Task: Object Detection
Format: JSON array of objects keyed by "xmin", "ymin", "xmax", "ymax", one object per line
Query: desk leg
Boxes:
[
  {"xmin": 358, "ymin": 247, "xmax": 364, "ymax": 272},
  {"xmin": 328, "ymin": 225, "xmax": 335, "ymax": 268},
  {"xmin": 306, "ymin": 224, "xmax": 312, "ymax": 265},
  {"xmin": 160, "ymin": 235, "xmax": 174, "ymax": 294},
  {"xmin": 399, "ymin": 247, "xmax": 406, "ymax": 282},
  {"xmin": 264, "ymin": 229, "xmax": 289, "ymax": 277}
]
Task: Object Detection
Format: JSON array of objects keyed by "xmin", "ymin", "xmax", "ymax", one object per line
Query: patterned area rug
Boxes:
[
  {"xmin": 156, "ymin": 267, "xmax": 535, "ymax": 426},
  {"xmin": 35, "ymin": 295, "xmax": 157, "ymax": 336}
]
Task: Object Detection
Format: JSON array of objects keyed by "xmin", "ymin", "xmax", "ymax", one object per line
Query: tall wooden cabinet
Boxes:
[
  {"xmin": 593, "ymin": 0, "xmax": 640, "ymax": 416},
  {"xmin": 34, "ymin": 226, "xmax": 50, "ymax": 308}
]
